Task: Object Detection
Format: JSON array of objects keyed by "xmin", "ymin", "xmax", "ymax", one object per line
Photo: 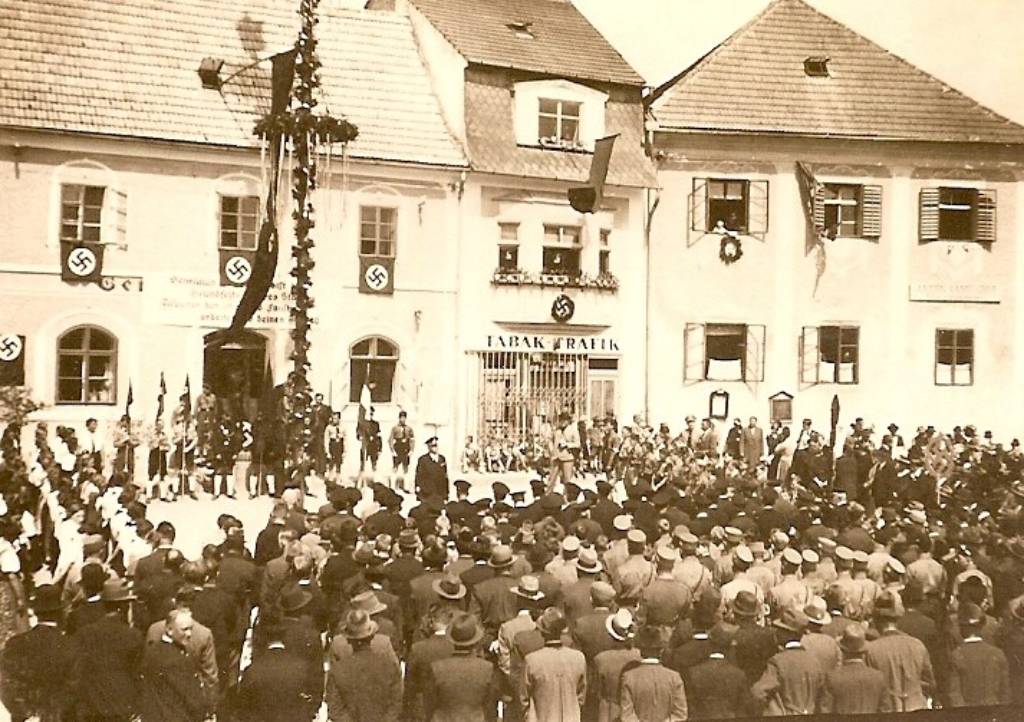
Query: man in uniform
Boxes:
[
  {"xmin": 414, "ymin": 436, "xmax": 449, "ymax": 504},
  {"xmin": 388, "ymin": 410, "xmax": 415, "ymax": 490}
]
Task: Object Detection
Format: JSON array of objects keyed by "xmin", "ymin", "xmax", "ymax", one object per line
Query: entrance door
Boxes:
[{"xmin": 203, "ymin": 330, "xmax": 268, "ymax": 421}]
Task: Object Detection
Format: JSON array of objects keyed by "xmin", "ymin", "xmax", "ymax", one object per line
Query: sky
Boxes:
[{"xmin": 572, "ymin": 0, "xmax": 1024, "ymax": 125}]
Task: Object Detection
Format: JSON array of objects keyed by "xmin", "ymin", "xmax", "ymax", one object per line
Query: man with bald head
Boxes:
[{"xmin": 140, "ymin": 609, "xmax": 208, "ymax": 721}]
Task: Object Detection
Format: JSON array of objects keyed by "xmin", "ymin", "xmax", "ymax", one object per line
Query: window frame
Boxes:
[
  {"xmin": 817, "ymin": 325, "xmax": 860, "ymax": 385},
  {"xmin": 822, "ymin": 183, "xmax": 861, "ymax": 238},
  {"xmin": 359, "ymin": 205, "xmax": 398, "ymax": 258},
  {"xmin": 538, "ymin": 98, "xmax": 582, "ymax": 147},
  {"xmin": 706, "ymin": 179, "xmax": 750, "ymax": 234},
  {"xmin": 349, "ymin": 336, "xmax": 399, "ymax": 404},
  {"xmin": 542, "ymin": 224, "xmax": 583, "ymax": 276},
  {"xmin": 218, "ymin": 194, "xmax": 261, "ymax": 251},
  {"xmin": 937, "ymin": 187, "xmax": 977, "ymax": 242},
  {"xmin": 703, "ymin": 323, "xmax": 748, "ymax": 382},
  {"xmin": 55, "ymin": 325, "xmax": 118, "ymax": 405},
  {"xmin": 60, "ymin": 184, "xmax": 106, "ymax": 244},
  {"xmin": 935, "ymin": 328, "xmax": 974, "ymax": 386}
]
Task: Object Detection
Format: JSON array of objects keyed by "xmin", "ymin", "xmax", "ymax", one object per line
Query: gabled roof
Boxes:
[
  {"xmin": 0, "ymin": 0, "xmax": 467, "ymax": 167},
  {"xmin": 651, "ymin": 0, "xmax": 1024, "ymax": 144},
  {"xmin": 403, "ymin": 0, "xmax": 643, "ymax": 87}
]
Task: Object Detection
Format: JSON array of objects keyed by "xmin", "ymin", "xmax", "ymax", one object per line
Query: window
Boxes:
[
  {"xmin": 823, "ymin": 184, "xmax": 859, "ymax": 238},
  {"xmin": 801, "ymin": 326, "xmax": 859, "ymax": 385},
  {"xmin": 349, "ymin": 336, "xmax": 398, "ymax": 403},
  {"xmin": 542, "ymin": 225, "xmax": 582, "ymax": 276},
  {"xmin": 683, "ymin": 323, "xmax": 765, "ymax": 382},
  {"xmin": 359, "ymin": 206, "xmax": 397, "ymax": 257},
  {"xmin": 219, "ymin": 195, "xmax": 260, "ymax": 250},
  {"xmin": 936, "ymin": 329, "xmax": 973, "ymax": 386},
  {"xmin": 498, "ymin": 223, "xmax": 519, "ymax": 271},
  {"xmin": 588, "ymin": 357, "xmax": 618, "ymax": 420},
  {"xmin": 61, "ymin": 185, "xmax": 105, "ymax": 243},
  {"xmin": 920, "ymin": 187, "xmax": 997, "ymax": 243},
  {"xmin": 599, "ymin": 229, "xmax": 611, "ymax": 274},
  {"xmin": 56, "ymin": 326, "xmax": 117, "ymax": 404},
  {"xmin": 804, "ymin": 57, "xmax": 830, "ymax": 77},
  {"xmin": 691, "ymin": 178, "xmax": 769, "ymax": 237},
  {"xmin": 538, "ymin": 98, "xmax": 581, "ymax": 146}
]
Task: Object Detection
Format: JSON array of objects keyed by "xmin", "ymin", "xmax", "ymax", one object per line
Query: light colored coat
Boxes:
[{"xmin": 522, "ymin": 643, "xmax": 587, "ymax": 722}]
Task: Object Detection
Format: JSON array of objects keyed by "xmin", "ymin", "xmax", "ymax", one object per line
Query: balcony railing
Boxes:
[{"xmin": 491, "ymin": 268, "xmax": 619, "ymax": 291}]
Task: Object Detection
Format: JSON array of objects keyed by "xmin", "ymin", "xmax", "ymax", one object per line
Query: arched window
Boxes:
[
  {"xmin": 56, "ymin": 326, "xmax": 117, "ymax": 404},
  {"xmin": 349, "ymin": 336, "xmax": 398, "ymax": 403}
]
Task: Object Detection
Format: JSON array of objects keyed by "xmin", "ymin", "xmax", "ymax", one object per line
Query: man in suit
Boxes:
[
  {"xmin": 821, "ymin": 624, "xmax": 891, "ymax": 714},
  {"xmin": 425, "ymin": 613, "xmax": 501, "ymax": 722},
  {"xmin": 521, "ymin": 608, "xmax": 587, "ymax": 722},
  {"xmin": 591, "ymin": 611, "xmax": 640, "ymax": 722},
  {"xmin": 685, "ymin": 623, "xmax": 754, "ymax": 720},
  {"xmin": 864, "ymin": 590, "xmax": 935, "ymax": 712},
  {"xmin": 752, "ymin": 607, "xmax": 825, "ymax": 716},
  {"xmin": 325, "ymin": 609, "xmax": 403, "ymax": 722},
  {"xmin": 403, "ymin": 605, "xmax": 455, "ymax": 722},
  {"xmin": 415, "ymin": 436, "xmax": 449, "ymax": 503},
  {"xmin": 234, "ymin": 624, "xmax": 319, "ymax": 722},
  {"xmin": 139, "ymin": 609, "xmax": 208, "ymax": 722},
  {"xmin": 145, "ymin": 585, "xmax": 219, "ymax": 708},
  {"xmin": 133, "ymin": 521, "xmax": 176, "ymax": 585},
  {"xmin": 69, "ymin": 579, "xmax": 145, "ymax": 722},
  {"xmin": 469, "ymin": 544, "xmax": 518, "ymax": 641},
  {"xmin": 66, "ymin": 562, "xmax": 109, "ymax": 635},
  {"xmin": 1, "ymin": 585, "xmax": 73, "ymax": 722},
  {"xmin": 948, "ymin": 603, "xmax": 1011, "ymax": 707},
  {"xmin": 619, "ymin": 624, "xmax": 688, "ymax": 722},
  {"xmin": 742, "ymin": 416, "xmax": 766, "ymax": 469}
]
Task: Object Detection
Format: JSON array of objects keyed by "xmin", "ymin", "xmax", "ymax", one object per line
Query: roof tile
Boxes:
[{"xmin": 652, "ymin": 0, "xmax": 1024, "ymax": 144}]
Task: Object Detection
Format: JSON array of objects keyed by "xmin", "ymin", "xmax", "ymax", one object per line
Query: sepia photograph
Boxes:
[{"xmin": 0, "ymin": 0, "xmax": 1023, "ymax": 719}]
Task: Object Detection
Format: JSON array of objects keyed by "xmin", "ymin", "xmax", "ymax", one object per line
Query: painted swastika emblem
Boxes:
[
  {"xmin": 365, "ymin": 263, "xmax": 389, "ymax": 291},
  {"xmin": 225, "ymin": 256, "xmax": 253, "ymax": 284},
  {"xmin": 551, "ymin": 294, "xmax": 575, "ymax": 322},
  {"xmin": 67, "ymin": 247, "xmax": 97, "ymax": 277},
  {"xmin": 0, "ymin": 335, "xmax": 22, "ymax": 362}
]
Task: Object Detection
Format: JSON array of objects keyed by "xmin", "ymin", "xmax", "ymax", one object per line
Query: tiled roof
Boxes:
[
  {"xmin": 464, "ymin": 79, "xmax": 656, "ymax": 188},
  {"xmin": 405, "ymin": 0, "xmax": 643, "ymax": 87},
  {"xmin": 0, "ymin": 0, "xmax": 467, "ymax": 167},
  {"xmin": 651, "ymin": 0, "xmax": 1024, "ymax": 144}
]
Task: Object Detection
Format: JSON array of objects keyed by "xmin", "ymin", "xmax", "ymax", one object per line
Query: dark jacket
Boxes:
[
  {"xmin": 254, "ymin": 523, "xmax": 286, "ymax": 566},
  {"xmin": 0, "ymin": 623, "xmax": 73, "ymax": 722},
  {"xmin": 415, "ymin": 453, "xmax": 449, "ymax": 502},
  {"xmin": 404, "ymin": 634, "xmax": 454, "ymax": 721},
  {"xmin": 751, "ymin": 644, "xmax": 826, "ymax": 716},
  {"xmin": 70, "ymin": 615, "xmax": 145, "ymax": 720},
  {"xmin": 821, "ymin": 658, "xmax": 890, "ymax": 714},
  {"xmin": 326, "ymin": 635, "xmax": 403, "ymax": 722},
  {"xmin": 234, "ymin": 646, "xmax": 318, "ymax": 722},
  {"xmin": 65, "ymin": 598, "xmax": 106, "ymax": 636},
  {"xmin": 685, "ymin": 655, "xmax": 755, "ymax": 720},
  {"xmin": 425, "ymin": 651, "xmax": 501, "ymax": 722},
  {"xmin": 139, "ymin": 638, "xmax": 207, "ymax": 722},
  {"xmin": 948, "ymin": 638, "xmax": 1011, "ymax": 708}
]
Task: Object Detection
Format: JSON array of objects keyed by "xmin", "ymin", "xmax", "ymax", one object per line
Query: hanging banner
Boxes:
[
  {"xmin": 219, "ymin": 249, "xmax": 257, "ymax": 287},
  {"xmin": 144, "ymin": 273, "xmax": 299, "ymax": 329},
  {"xmin": 0, "ymin": 335, "xmax": 26, "ymax": 386},
  {"xmin": 359, "ymin": 256, "xmax": 395, "ymax": 295},
  {"xmin": 60, "ymin": 242, "xmax": 104, "ymax": 284}
]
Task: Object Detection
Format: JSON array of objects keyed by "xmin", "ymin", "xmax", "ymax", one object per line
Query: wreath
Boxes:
[{"xmin": 719, "ymin": 235, "xmax": 743, "ymax": 265}]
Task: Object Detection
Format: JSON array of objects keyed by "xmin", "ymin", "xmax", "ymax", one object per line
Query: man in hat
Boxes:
[
  {"xmin": 671, "ymin": 530, "xmax": 713, "ymax": 600},
  {"xmin": 68, "ymin": 578, "xmax": 145, "ymax": 722},
  {"xmin": 470, "ymin": 544, "xmax": 518, "ymax": 641},
  {"xmin": 364, "ymin": 487, "xmax": 404, "ymax": 540},
  {"xmin": 864, "ymin": 590, "xmax": 935, "ymax": 712},
  {"xmin": 685, "ymin": 623, "xmax": 754, "ymax": 720},
  {"xmin": 948, "ymin": 602, "xmax": 1010, "ymax": 707},
  {"xmin": 768, "ymin": 548, "xmax": 812, "ymax": 618},
  {"xmin": 546, "ymin": 535, "xmax": 581, "ymax": 589},
  {"xmin": 388, "ymin": 410, "xmax": 415, "ymax": 486},
  {"xmin": 0, "ymin": 585, "xmax": 73, "ymax": 722},
  {"xmin": 571, "ymin": 582, "xmax": 619, "ymax": 665},
  {"xmin": 499, "ymin": 575, "xmax": 545, "ymax": 722},
  {"xmin": 801, "ymin": 598, "xmax": 841, "ymax": 672},
  {"xmin": 138, "ymin": 609, "xmax": 208, "ymax": 722},
  {"xmin": 720, "ymin": 545, "xmax": 764, "ymax": 616},
  {"xmin": 752, "ymin": 607, "xmax": 825, "ymax": 715},
  {"xmin": 415, "ymin": 436, "xmax": 449, "ymax": 503},
  {"xmin": 431, "ymin": 573, "xmax": 470, "ymax": 618},
  {"xmin": 326, "ymin": 609, "xmax": 402, "ymax": 722},
  {"xmin": 446, "ymin": 480, "xmax": 475, "ymax": 528},
  {"xmin": 234, "ymin": 622, "xmax": 319, "ymax": 722},
  {"xmin": 66, "ymin": 562, "xmax": 109, "ymax": 635},
  {"xmin": 591, "ymin": 481, "xmax": 621, "ymax": 538},
  {"xmin": 561, "ymin": 548, "xmax": 606, "ymax": 623},
  {"xmin": 619, "ymin": 624, "xmax": 687, "ymax": 722},
  {"xmin": 613, "ymin": 529, "xmax": 653, "ymax": 590},
  {"xmin": 521, "ymin": 607, "xmax": 587, "ymax": 722},
  {"xmin": 820, "ymin": 625, "xmax": 891, "ymax": 714},
  {"xmin": 385, "ymin": 529, "xmax": 424, "ymax": 641},
  {"xmin": 592, "ymin": 610, "xmax": 640, "ymax": 722},
  {"xmin": 425, "ymin": 613, "xmax": 501, "ymax": 722},
  {"xmin": 403, "ymin": 604, "xmax": 456, "ymax": 722},
  {"xmin": 641, "ymin": 546, "xmax": 691, "ymax": 646}
]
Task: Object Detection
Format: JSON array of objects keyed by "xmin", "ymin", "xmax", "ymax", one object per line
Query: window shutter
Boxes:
[
  {"xmin": 799, "ymin": 326, "xmax": 820, "ymax": 385},
  {"xmin": 974, "ymin": 189, "xmax": 997, "ymax": 242},
  {"xmin": 919, "ymin": 188, "xmax": 940, "ymax": 242},
  {"xmin": 683, "ymin": 322, "xmax": 706, "ymax": 382},
  {"xmin": 690, "ymin": 178, "xmax": 708, "ymax": 233},
  {"xmin": 860, "ymin": 185, "xmax": 882, "ymax": 239},
  {"xmin": 744, "ymin": 324, "xmax": 766, "ymax": 383},
  {"xmin": 747, "ymin": 180, "xmax": 769, "ymax": 239},
  {"xmin": 812, "ymin": 184, "xmax": 826, "ymax": 231},
  {"xmin": 102, "ymin": 188, "xmax": 128, "ymax": 247}
]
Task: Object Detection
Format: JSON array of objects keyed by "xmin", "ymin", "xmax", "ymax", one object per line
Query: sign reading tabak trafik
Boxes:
[{"xmin": 485, "ymin": 334, "xmax": 620, "ymax": 354}]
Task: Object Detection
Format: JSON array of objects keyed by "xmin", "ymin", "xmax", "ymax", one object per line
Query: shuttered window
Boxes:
[
  {"xmin": 815, "ymin": 183, "xmax": 882, "ymax": 239},
  {"xmin": 684, "ymin": 323, "xmax": 765, "ymax": 383},
  {"xmin": 691, "ymin": 178, "xmax": 769, "ymax": 239},
  {"xmin": 801, "ymin": 325, "xmax": 858, "ymax": 385},
  {"xmin": 920, "ymin": 187, "xmax": 996, "ymax": 243}
]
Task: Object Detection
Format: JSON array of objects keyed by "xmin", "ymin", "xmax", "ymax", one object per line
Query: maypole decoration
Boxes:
[{"xmin": 254, "ymin": 0, "xmax": 357, "ymax": 476}]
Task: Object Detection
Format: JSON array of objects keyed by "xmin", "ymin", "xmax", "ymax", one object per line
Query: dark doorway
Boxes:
[{"xmin": 203, "ymin": 330, "xmax": 268, "ymax": 421}]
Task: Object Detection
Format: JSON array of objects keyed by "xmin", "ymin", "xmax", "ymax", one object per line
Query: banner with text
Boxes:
[{"xmin": 144, "ymin": 274, "xmax": 299, "ymax": 329}]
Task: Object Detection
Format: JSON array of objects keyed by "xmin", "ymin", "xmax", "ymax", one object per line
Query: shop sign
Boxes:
[
  {"xmin": 144, "ymin": 273, "xmax": 297, "ymax": 329},
  {"xmin": 909, "ymin": 282, "xmax": 1000, "ymax": 303},
  {"xmin": 484, "ymin": 334, "xmax": 620, "ymax": 354}
]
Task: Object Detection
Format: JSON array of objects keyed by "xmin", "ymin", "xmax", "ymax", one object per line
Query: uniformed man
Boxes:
[
  {"xmin": 768, "ymin": 548, "xmax": 812, "ymax": 617},
  {"xmin": 414, "ymin": 436, "xmax": 448, "ymax": 503}
]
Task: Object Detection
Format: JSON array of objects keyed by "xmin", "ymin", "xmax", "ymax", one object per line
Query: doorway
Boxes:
[{"xmin": 203, "ymin": 330, "xmax": 268, "ymax": 421}]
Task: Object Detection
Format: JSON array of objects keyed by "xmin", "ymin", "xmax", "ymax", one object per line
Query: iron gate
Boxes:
[{"xmin": 475, "ymin": 351, "xmax": 588, "ymax": 444}]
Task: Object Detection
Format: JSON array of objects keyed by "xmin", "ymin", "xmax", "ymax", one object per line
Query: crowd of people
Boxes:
[{"xmin": 0, "ymin": 403, "xmax": 1021, "ymax": 721}]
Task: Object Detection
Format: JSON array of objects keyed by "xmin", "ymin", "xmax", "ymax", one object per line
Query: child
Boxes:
[{"xmin": 461, "ymin": 435, "xmax": 481, "ymax": 473}]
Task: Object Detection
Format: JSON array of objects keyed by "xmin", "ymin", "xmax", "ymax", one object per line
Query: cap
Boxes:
[
  {"xmin": 819, "ymin": 538, "xmax": 837, "ymax": 552},
  {"xmin": 782, "ymin": 548, "xmax": 803, "ymax": 566},
  {"xmin": 835, "ymin": 546, "xmax": 854, "ymax": 562},
  {"xmin": 724, "ymin": 526, "xmax": 743, "ymax": 541},
  {"xmin": 801, "ymin": 549, "xmax": 820, "ymax": 565},
  {"xmin": 590, "ymin": 581, "xmax": 617, "ymax": 606},
  {"xmin": 613, "ymin": 515, "xmax": 633, "ymax": 532},
  {"xmin": 886, "ymin": 558, "xmax": 906, "ymax": 575},
  {"xmin": 626, "ymin": 529, "xmax": 647, "ymax": 545},
  {"xmin": 773, "ymin": 606, "xmax": 810, "ymax": 633},
  {"xmin": 733, "ymin": 545, "xmax": 754, "ymax": 564},
  {"xmin": 656, "ymin": 545, "xmax": 680, "ymax": 563},
  {"xmin": 561, "ymin": 535, "xmax": 581, "ymax": 553}
]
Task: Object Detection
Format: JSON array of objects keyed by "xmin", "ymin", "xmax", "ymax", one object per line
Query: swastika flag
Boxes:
[
  {"xmin": 219, "ymin": 249, "xmax": 256, "ymax": 287},
  {"xmin": 359, "ymin": 256, "xmax": 395, "ymax": 295},
  {"xmin": 60, "ymin": 242, "xmax": 104, "ymax": 284},
  {"xmin": 0, "ymin": 335, "xmax": 26, "ymax": 387}
]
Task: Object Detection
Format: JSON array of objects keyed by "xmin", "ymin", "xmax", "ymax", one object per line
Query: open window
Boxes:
[
  {"xmin": 935, "ymin": 329, "xmax": 973, "ymax": 386},
  {"xmin": 920, "ymin": 187, "xmax": 996, "ymax": 243},
  {"xmin": 542, "ymin": 225, "xmax": 582, "ymax": 276},
  {"xmin": 350, "ymin": 336, "xmax": 398, "ymax": 403},
  {"xmin": 498, "ymin": 222, "xmax": 520, "ymax": 271},
  {"xmin": 684, "ymin": 323, "xmax": 765, "ymax": 383},
  {"xmin": 691, "ymin": 178, "xmax": 769, "ymax": 238},
  {"xmin": 801, "ymin": 325, "xmax": 858, "ymax": 385}
]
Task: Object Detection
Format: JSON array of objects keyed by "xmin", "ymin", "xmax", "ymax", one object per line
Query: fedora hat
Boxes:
[
  {"xmin": 839, "ymin": 624, "xmax": 867, "ymax": 655},
  {"xmin": 432, "ymin": 574, "xmax": 467, "ymax": 601},
  {"xmin": 575, "ymin": 548, "xmax": 602, "ymax": 574},
  {"xmin": 100, "ymin": 578, "xmax": 136, "ymax": 603},
  {"xmin": 350, "ymin": 590, "xmax": 387, "ymax": 616},
  {"xmin": 446, "ymin": 613, "xmax": 484, "ymax": 648},
  {"xmin": 731, "ymin": 590, "xmax": 760, "ymax": 618},
  {"xmin": 488, "ymin": 545, "xmax": 514, "ymax": 568},
  {"xmin": 803, "ymin": 598, "xmax": 831, "ymax": 627},
  {"xmin": 280, "ymin": 586, "xmax": 313, "ymax": 614},
  {"xmin": 605, "ymin": 609, "xmax": 635, "ymax": 642},
  {"xmin": 511, "ymin": 575, "xmax": 544, "ymax": 601},
  {"xmin": 30, "ymin": 584, "xmax": 65, "ymax": 614},
  {"xmin": 773, "ymin": 606, "xmax": 810, "ymax": 633},
  {"xmin": 536, "ymin": 607, "xmax": 567, "ymax": 639},
  {"xmin": 343, "ymin": 609, "xmax": 379, "ymax": 640},
  {"xmin": 873, "ymin": 590, "xmax": 904, "ymax": 619},
  {"xmin": 398, "ymin": 529, "xmax": 420, "ymax": 550}
]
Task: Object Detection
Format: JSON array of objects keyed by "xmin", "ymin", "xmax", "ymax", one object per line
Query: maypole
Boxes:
[{"xmin": 254, "ymin": 0, "xmax": 357, "ymax": 478}]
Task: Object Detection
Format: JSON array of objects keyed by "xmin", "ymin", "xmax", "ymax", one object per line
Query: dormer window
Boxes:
[
  {"xmin": 538, "ymin": 99, "xmax": 581, "ymax": 148},
  {"xmin": 507, "ymin": 20, "xmax": 535, "ymax": 40},
  {"xmin": 804, "ymin": 56, "xmax": 830, "ymax": 77}
]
